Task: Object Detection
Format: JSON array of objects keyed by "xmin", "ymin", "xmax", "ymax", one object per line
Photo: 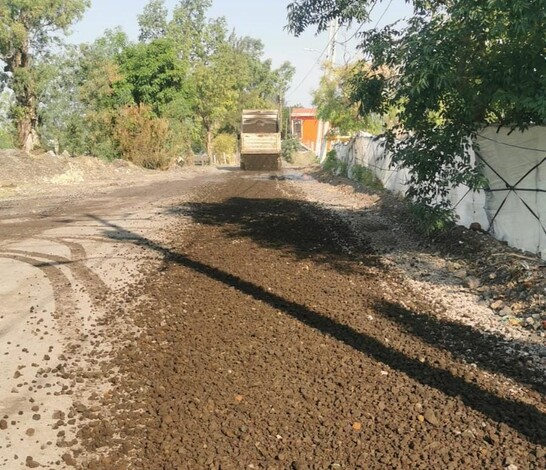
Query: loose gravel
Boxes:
[{"xmin": 78, "ymin": 173, "xmax": 545, "ymax": 469}]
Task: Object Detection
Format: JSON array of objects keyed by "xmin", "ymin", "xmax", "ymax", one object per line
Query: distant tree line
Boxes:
[{"xmin": 0, "ymin": 0, "xmax": 295, "ymax": 168}]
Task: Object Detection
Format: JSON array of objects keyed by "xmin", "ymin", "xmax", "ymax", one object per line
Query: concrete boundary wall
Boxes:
[{"xmin": 332, "ymin": 126, "xmax": 546, "ymax": 258}]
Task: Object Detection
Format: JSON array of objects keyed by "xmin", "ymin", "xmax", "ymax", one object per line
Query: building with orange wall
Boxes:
[{"xmin": 290, "ymin": 108, "xmax": 323, "ymax": 153}]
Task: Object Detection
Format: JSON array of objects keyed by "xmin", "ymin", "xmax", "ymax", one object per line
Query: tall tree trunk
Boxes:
[
  {"xmin": 8, "ymin": 45, "xmax": 38, "ymax": 153},
  {"xmin": 18, "ymin": 115, "xmax": 35, "ymax": 153},
  {"xmin": 206, "ymin": 127, "xmax": 213, "ymax": 164}
]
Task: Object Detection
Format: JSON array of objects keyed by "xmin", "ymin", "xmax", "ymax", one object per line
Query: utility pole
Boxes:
[
  {"xmin": 326, "ymin": 18, "xmax": 339, "ymax": 66},
  {"xmin": 318, "ymin": 19, "xmax": 340, "ymax": 161}
]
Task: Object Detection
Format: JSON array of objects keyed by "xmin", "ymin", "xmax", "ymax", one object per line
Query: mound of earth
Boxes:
[{"xmin": 0, "ymin": 150, "xmax": 147, "ymax": 196}]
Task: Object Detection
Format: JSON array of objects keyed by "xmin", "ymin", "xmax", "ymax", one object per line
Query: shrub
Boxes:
[
  {"xmin": 114, "ymin": 104, "xmax": 183, "ymax": 169},
  {"xmin": 322, "ymin": 149, "xmax": 338, "ymax": 173},
  {"xmin": 212, "ymin": 133, "xmax": 237, "ymax": 163},
  {"xmin": 0, "ymin": 126, "xmax": 15, "ymax": 149},
  {"xmin": 322, "ymin": 149, "xmax": 350, "ymax": 176},
  {"xmin": 281, "ymin": 137, "xmax": 299, "ymax": 163},
  {"xmin": 351, "ymin": 164, "xmax": 383, "ymax": 190},
  {"xmin": 409, "ymin": 201, "xmax": 456, "ymax": 236}
]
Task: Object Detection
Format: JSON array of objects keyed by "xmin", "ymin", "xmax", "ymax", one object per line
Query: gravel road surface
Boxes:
[{"xmin": 1, "ymin": 168, "xmax": 544, "ymax": 469}]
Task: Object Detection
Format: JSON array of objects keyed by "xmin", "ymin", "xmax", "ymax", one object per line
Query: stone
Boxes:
[
  {"xmin": 454, "ymin": 269, "xmax": 467, "ymax": 279},
  {"xmin": 505, "ymin": 456, "xmax": 516, "ymax": 465},
  {"xmin": 25, "ymin": 456, "xmax": 40, "ymax": 468},
  {"xmin": 0, "ymin": 419, "xmax": 7, "ymax": 430},
  {"xmin": 62, "ymin": 454, "xmax": 77, "ymax": 466},
  {"xmin": 466, "ymin": 277, "xmax": 481, "ymax": 289},
  {"xmin": 423, "ymin": 410, "xmax": 440, "ymax": 426},
  {"xmin": 500, "ymin": 306, "xmax": 513, "ymax": 316},
  {"xmin": 491, "ymin": 300, "xmax": 504, "ymax": 310}
]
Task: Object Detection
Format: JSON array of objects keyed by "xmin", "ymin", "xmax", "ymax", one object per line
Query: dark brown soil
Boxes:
[{"xmin": 82, "ymin": 175, "xmax": 545, "ymax": 469}]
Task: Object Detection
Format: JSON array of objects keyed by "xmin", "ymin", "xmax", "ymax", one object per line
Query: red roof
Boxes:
[{"xmin": 291, "ymin": 108, "xmax": 317, "ymax": 118}]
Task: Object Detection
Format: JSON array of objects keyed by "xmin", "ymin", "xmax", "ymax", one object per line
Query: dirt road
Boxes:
[
  {"xmin": 0, "ymin": 168, "xmax": 225, "ymax": 468},
  {"xmin": 1, "ymin": 168, "xmax": 545, "ymax": 469}
]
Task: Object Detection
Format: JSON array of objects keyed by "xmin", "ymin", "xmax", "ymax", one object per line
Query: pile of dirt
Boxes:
[
  {"xmin": 78, "ymin": 175, "xmax": 545, "ymax": 469},
  {"xmin": 0, "ymin": 150, "xmax": 147, "ymax": 196}
]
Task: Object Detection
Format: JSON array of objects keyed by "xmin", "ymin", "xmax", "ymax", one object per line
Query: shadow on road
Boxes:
[
  {"xmin": 374, "ymin": 299, "xmax": 546, "ymax": 395},
  {"xmin": 167, "ymin": 197, "xmax": 379, "ymax": 275},
  {"xmin": 88, "ymin": 213, "xmax": 546, "ymax": 446}
]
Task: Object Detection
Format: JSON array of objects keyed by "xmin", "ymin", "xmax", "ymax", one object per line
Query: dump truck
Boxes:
[{"xmin": 240, "ymin": 109, "xmax": 282, "ymax": 171}]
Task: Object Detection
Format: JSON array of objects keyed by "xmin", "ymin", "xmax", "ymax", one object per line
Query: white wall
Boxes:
[{"xmin": 333, "ymin": 126, "xmax": 546, "ymax": 258}]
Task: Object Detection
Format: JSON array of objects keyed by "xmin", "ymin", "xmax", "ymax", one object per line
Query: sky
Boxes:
[{"xmin": 67, "ymin": 0, "xmax": 413, "ymax": 107}]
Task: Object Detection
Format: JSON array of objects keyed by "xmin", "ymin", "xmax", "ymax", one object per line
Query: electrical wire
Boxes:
[
  {"xmin": 477, "ymin": 134, "xmax": 546, "ymax": 153},
  {"xmin": 372, "ymin": 0, "xmax": 394, "ymax": 30},
  {"xmin": 287, "ymin": 0, "xmax": 394, "ymax": 99},
  {"xmin": 286, "ymin": 33, "xmax": 335, "ymax": 99},
  {"xmin": 338, "ymin": 1, "xmax": 379, "ymax": 46}
]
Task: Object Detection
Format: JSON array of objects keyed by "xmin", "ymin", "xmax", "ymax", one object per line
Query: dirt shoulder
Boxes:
[{"xmin": 297, "ymin": 167, "xmax": 545, "ymax": 366}]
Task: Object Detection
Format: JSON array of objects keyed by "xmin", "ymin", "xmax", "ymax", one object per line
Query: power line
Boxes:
[
  {"xmin": 339, "ymin": 0, "xmax": 392, "ymax": 64},
  {"xmin": 338, "ymin": 0, "xmax": 379, "ymax": 46},
  {"xmin": 372, "ymin": 0, "xmax": 394, "ymax": 30},
  {"xmin": 287, "ymin": 0, "xmax": 394, "ymax": 100},
  {"xmin": 286, "ymin": 28, "xmax": 336, "ymax": 99}
]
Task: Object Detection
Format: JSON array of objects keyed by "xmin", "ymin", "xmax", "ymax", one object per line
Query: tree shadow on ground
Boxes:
[
  {"xmin": 167, "ymin": 196, "xmax": 380, "ymax": 275},
  {"xmin": 374, "ymin": 299, "xmax": 546, "ymax": 395},
  {"xmin": 166, "ymin": 192, "xmax": 545, "ymax": 397},
  {"xmin": 89, "ymin": 213, "xmax": 546, "ymax": 446}
]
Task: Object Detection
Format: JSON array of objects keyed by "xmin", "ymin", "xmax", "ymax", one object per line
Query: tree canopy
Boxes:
[
  {"xmin": 0, "ymin": 0, "xmax": 90, "ymax": 151},
  {"xmin": 1, "ymin": 0, "xmax": 295, "ymax": 168},
  {"xmin": 288, "ymin": 0, "xmax": 546, "ymax": 214},
  {"xmin": 313, "ymin": 63, "xmax": 383, "ymax": 136}
]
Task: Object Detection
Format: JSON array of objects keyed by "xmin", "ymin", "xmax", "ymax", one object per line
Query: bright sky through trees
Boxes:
[{"xmin": 67, "ymin": 0, "xmax": 412, "ymax": 106}]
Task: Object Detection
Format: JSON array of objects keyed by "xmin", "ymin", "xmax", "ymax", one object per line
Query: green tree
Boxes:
[
  {"xmin": 313, "ymin": 62, "xmax": 381, "ymax": 135},
  {"xmin": 118, "ymin": 38, "xmax": 192, "ymax": 117},
  {"xmin": 169, "ymin": 0, "xmax": 212, "ymax": 61},
  {"xmin": 193, "ymin": 43, "xmax": 239, "ymax": 157},
  {"xmin": 221, "ymin": 34, "xmax": 295, "ymax": 135},
  {"xmin": 138, "ymin": 0, "xmax": 168, "ymax": 43},
  {"xmin": 0, "ymin": 89, "xmax": 14, "ymax": 148},
  {"xmin": 36, "ymin": 45, "xmax": 86, "ymax": 154},
  {"xmin": 288, "ymin": 0, "xmax": 546, "ymax": 213},
  {"xmin": 0, "ymin": 0, "xmax": 90, "ymax": 151},
  {"xmin": 38, "ymin": 29, "xmax": 133, "ymax": 159}
]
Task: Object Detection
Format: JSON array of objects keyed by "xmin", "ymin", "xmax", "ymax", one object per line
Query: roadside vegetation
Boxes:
[
  {"xmin": 0, "ymin": 0, "xmax": 295, "ymax": 168},
  {"xmin": 290, "ymin": 0, "xmax": 545, "ymax": 220}
]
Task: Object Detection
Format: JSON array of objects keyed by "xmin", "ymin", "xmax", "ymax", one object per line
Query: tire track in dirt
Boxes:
[
  {"xmin": 79, "ymin": 175, "xmax": 545, "ymax": 469},
  {"xmin": 0, "ymin": 253, "xmax": 79, "ymax": 320}
]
